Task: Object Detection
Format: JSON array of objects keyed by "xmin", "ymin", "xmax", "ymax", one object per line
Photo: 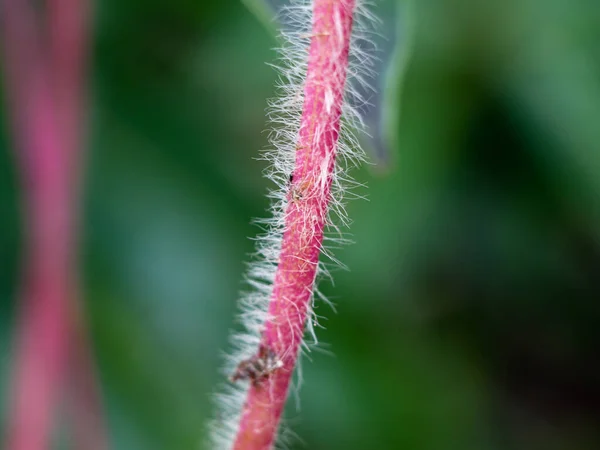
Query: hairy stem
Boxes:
[{"xmin": 232, "ymin": 0, "xmax": 356, "ymax": 448}]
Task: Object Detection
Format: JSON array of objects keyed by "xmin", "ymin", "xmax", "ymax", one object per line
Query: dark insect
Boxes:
[
  {"xmin": 230, "ymin": 344, "xmax": 283, "ymax": 387},
  {"xmin": 289, "ymin": 173, "xmax": 294, "ymax": 184}
]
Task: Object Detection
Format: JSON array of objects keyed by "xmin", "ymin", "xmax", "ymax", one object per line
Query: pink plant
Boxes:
[
  {"xmin": 211, "ymin": 0, "xmax": 375, "ymax": 448},
  {"xmin": 0, "ymin": 0, "xmax": 106, "ymax": 448}
]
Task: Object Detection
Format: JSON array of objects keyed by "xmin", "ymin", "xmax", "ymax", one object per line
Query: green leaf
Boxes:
[
  {"xmin": 240, "ymin": 0, "xmax": 279, "ymax": 40},
  {"xmin": 378, "ymin": 0, "xmax": 416, "ymax": 165}
]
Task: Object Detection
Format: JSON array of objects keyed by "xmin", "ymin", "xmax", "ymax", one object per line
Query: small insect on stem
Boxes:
[
  {"xmin": 290, "ymin": 177, "xmax": 313, "ymax": 204},
  {"xmin": 230, "ymin": 344, "xmax": 283, "ymax": 388},
  {"xmin": 290, "ymin": 185, "xmax": 303, "ymax": 203}
]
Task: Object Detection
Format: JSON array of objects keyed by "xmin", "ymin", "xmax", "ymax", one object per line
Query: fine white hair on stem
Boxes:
[{"xmin": 208, "ymin": 0, "xmax": 377, "ymax": 448}]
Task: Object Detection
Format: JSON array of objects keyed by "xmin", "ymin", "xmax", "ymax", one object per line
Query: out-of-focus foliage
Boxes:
[{"xmin": 1, "ymin": 0, "xmax": 600, "ymax": 448}]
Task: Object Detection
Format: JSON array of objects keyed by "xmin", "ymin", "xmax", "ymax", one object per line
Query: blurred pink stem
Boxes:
[
  {"xmin": 67, "ymin": 316, "xmax": 108, "ymax": 450},
  {"xmin": 47, "ymin": 0, "xmax": 108, "ymax": 448},
  {"xmin": 0, "ymin": 0, "xmax": 106, "ymax": 448},
  {"xmin": 232, "ymin": 0, "xmax": 356, "ymax": 448}
]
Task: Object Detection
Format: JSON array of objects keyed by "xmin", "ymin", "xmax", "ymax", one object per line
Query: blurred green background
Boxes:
[{"xmin": 2, "ymin": 0, "xmax": 600, "ymax": 448}]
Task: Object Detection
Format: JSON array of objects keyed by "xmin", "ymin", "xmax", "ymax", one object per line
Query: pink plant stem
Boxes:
[
  {"xmin": 47, "ymin": 1, "xmax": 108, "ymax": 448},
  {"xmin": 1, "ymin": 2, "xmax": 70, "ymax": 449},
  {"xmin": 67, "ymin": 318, "xmax": 108, "ymax": 450},
  {"xmin": 2, "ymin": 37, "xmax": 75, "ymax": 450},
  {"xmin": 0, "ymin": 0, "xmax": 105, "ymax": 448},
  {"xmin": 48, "ymin": 0, "xmax": 90, "ymax": 159},
  {"xmin": 233, "ymin": 0, "xmax": 356, "ymax": 448}
]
